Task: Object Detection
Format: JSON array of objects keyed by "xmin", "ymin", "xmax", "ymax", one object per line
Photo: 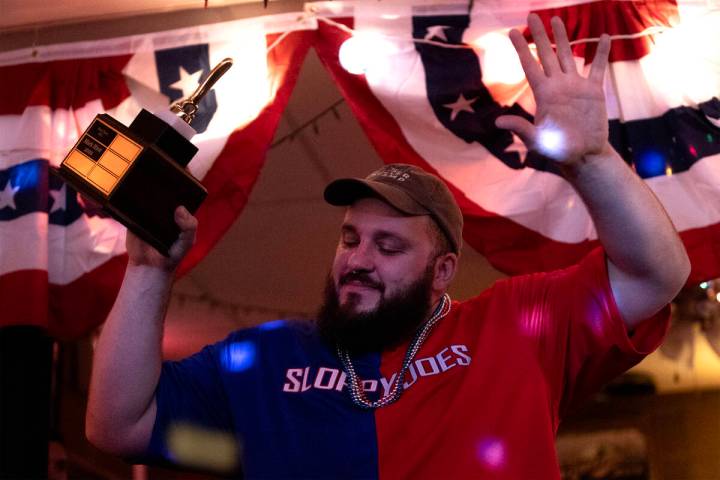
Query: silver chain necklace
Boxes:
[{"xmin": 336, "ymin": 293, "xmax": 452, "ymax": 409}]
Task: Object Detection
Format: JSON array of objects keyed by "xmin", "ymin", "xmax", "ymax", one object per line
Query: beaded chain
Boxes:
[{"xmin": 336, "ymin": 293, "xmax": 452, "ymax": 409}]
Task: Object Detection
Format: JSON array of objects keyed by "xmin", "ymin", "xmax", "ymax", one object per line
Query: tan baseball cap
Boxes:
[{"xmin": 324, "ymin": 164, "xmax": 463, "ymax": 253}]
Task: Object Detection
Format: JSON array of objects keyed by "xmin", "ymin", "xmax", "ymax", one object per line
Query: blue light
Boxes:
[
  {"xmin": 259, "ymin": 319, "xmax": 286, "ymax": 331},
  {"xmin": 700, "ymin": 282, "xmax": 709, "ymax": 290},
  {"xmin": 11, "ymin": 161, "xmax": 42, "ymax": 190},
  {"xmin": 635, "ymin": 150, "xmax": 666, "ymax": 178},
  {"xmin": 220, "ymin": 341, "xmax": 257, "ymax": 372}
]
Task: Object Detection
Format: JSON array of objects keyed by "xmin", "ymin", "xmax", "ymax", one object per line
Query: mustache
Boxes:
[{"xmin": 339, "ymin": 270, "xmax": 385, "ymax": 292}]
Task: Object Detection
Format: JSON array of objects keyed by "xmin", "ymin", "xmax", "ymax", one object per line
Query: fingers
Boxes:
[
  {"xmin": 527, "ymin": 14, "xmax": 561, "ymax": 76},
  {"xmin": 175, "ymin": 206, "xmax": 198, "ymax": 232},
  {"xmin": 510, "ymin": 14, "xmax": 577, "ymax": 87},
  {"xmin": 589, "ymin": 33, "xmax": 611, "ymax": 85},
  {"xmin": 550, "ymin": 17, "xmax": 577, "ymax": 75},
  {"xmin": 508, "ymin": 28, "xmax": 544, "ymax": 89},
  {"xmin": 169, "ymin": 206, "xmax": 197, "ymax": 261},
  {"xmin": 495, "ymin": 115, "xmax": 536, "ymax": 149}
]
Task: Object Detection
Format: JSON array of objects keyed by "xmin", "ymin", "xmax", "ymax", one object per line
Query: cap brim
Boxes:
[{"xmin": 324, "ymin": 178, "xmax": 429, "ymax": 216}]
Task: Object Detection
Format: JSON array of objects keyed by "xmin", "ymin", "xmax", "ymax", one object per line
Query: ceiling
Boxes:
[
  {"xmin": 3, "ymin": 0, "xmax": 719, "ymax": 394},
  {"xmin": 0, "ymin": 0, "xmax": 261, "ymax": 31}
]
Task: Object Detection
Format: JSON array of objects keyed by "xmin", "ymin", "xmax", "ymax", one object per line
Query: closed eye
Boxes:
[{"xmin": 377, "ymin": 243, "xmax": 405, "ymax": 256}]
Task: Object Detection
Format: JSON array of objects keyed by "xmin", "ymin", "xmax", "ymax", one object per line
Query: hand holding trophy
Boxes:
[{"xmin": 58, "ymin": 58, "xmax": 233, "ymax": 256}]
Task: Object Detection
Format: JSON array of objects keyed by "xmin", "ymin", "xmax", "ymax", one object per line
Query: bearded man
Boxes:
[{"xmin": 85, "ymin": 15, "xmax": 690, "ymax": 479}]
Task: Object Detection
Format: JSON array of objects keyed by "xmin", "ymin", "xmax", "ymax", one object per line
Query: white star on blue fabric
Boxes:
[
  {"xmin": 0, "ymin": 180, "xmax": 19, "ymax": 210},
  {"xmin": 424, "ymin": 25, "xmax": 450, "ymax": 42},
  {"xmin": 169, "ymin": 66, "xmax": 204, "ymax": 99},
  {"xmin": 49, "ymin": 183, "xmax": 67, "ymax": 213},
  {"xmin": 443, "ymin": 94, "xmax": 477, "ymax": 121}
]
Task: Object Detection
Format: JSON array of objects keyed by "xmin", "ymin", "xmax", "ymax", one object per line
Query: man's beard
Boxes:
[{"xmin": 316, "ymin": 264, "xmax": 435, "ymax": 354}]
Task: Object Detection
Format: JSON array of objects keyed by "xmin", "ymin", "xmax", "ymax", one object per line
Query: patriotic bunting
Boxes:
[
  {"xmin": 2, "ymin": 1, "xmax": 720, "ymax": 338},
  {"xmin": 0, "ymin": 14, "xmax": 313, "ymax": 338},
  {"xmin": 310, "ymin": 0, "xmax": 720, "ymax": 283}
]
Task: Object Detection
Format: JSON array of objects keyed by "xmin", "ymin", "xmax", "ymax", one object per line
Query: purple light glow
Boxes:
[{"xmin": 476, "ymin": 437, "xmax": 506, "ymax": 470}]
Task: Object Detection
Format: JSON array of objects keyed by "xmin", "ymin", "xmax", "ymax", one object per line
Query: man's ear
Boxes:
[{"xmin": 432, "ymin": 252, "xmax": 458, "ymax": 292}]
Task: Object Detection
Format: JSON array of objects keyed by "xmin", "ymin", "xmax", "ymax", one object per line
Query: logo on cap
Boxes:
[{"xmin": 370, "ymin": 166, "xmax": 411, "ymax": 182}]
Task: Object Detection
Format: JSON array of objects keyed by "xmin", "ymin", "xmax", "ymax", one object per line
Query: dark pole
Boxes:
[{"xmin": 0, "ymin": 325, "xmax": 52, "ymax": 479}]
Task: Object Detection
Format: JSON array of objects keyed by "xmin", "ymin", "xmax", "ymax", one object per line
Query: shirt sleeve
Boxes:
[
  {"xmin": 498, "ymin": 247, "xmax": 670, "ymax": 424},
  {"xmin": 142, "ymin": 334, "xmax": 238, "ymax": 466}
]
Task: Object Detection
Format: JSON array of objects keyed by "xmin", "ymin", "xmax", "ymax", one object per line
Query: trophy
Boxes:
[{"xmin": 57, "ymin": 58, "xmax": 233, "ymax": 256}]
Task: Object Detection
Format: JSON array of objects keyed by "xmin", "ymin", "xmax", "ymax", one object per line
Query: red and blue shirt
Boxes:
[{"xmin": 146, "ymin": 249, "xmax": 668, "ymax": 478}]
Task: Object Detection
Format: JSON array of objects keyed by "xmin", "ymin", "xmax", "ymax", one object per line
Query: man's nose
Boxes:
[{"xmin": 346, "ymin": 242, "xmax": 375, "ymax": 271}]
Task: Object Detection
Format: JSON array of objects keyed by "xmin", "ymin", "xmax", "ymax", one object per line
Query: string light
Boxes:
[
  {"xmin": 471, "ymin": 31, "xmax": 526, "ymax": 85},
  {"xmin": 270, "ymin": 98, "xmax": 345, "ymax": 148},
  {"xmin": 338, "ymin": 32, "xmax": 398, "ymax": 76}
]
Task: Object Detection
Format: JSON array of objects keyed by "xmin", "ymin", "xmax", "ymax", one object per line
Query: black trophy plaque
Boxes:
[{"xmin": 57, "ymin": 58, "xmax": 233, "ymax": 256}]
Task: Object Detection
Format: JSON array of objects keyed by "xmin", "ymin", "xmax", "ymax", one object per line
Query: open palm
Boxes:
[{"xmin": 497, "ymin": 15, "xmax": 612, "ymax": 164}]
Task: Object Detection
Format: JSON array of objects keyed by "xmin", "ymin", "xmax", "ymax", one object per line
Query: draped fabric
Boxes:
[
  {"xmin": 0, "ymin": 14, "xmax": 313, "ymax": 338},
  {"xmin": 2, "ymin": 1, "xmax": 720, "ymax": 338},
  {"xmin": 310, "ymin": 0, "xmax": 720, "ymax": 283}
]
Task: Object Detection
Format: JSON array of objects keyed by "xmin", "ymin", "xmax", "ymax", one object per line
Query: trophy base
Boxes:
[{"xmin": 57, "ymin": 113, "xmax": 207, "ymax": 256}]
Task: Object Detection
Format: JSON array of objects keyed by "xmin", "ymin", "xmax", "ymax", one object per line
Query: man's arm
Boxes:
[
  {"xmin": 496, "ymin": 15, "xmax": 690, "ymax": 328},
  {"xmin": 85, "ymin": 207, "xmax": 197, "ymax": 455}
]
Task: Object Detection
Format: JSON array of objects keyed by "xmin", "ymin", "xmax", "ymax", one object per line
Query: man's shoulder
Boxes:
[{"xmin": 224, "ymin": 318, "xmax": 321, "ymax": 347}]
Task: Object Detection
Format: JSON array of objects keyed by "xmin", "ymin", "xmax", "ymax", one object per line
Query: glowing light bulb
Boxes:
[
  {"xmin": 636, "ymin": 150, "xmax": 666, "ymax": 179},
  {"xmin": 472, "ymin": 31, "xmax": 526, "ymax": 85},
  {"xmin": 700, "ymin": 281, "xmax": 709, "ymax": 289},
  {"xmin": 339, "ymin": 33, "xmax": 392, "ymax": 75},
  {"xmin": 715, "ymin": 292, "xmax": 720, "ymax": 303}
]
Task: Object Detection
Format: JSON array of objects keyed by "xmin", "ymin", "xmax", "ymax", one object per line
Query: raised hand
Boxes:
[
  {"xmin": 496, "ymin": 14, "xmax": 612, "ymax": 165},
  {"xmin": 126, "ymin": 206, "xmax": 197, "ymax": 272}
]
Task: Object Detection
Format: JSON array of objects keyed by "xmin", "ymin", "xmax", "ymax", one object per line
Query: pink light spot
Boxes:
[
  {"xmin": 476, "ymin": 437, "xmax": 506, "ymax": 470},
  {"xmin": 689, "ymin": 144, "xmax": 698, "ymax": 157}
]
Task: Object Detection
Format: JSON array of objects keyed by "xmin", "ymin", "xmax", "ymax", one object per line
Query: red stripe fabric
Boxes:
[
  {"xmin": 177, "ymin": 30, "xmax": 313, "ymax": 276},
  {"xmin": 0, "ymin": 56, "xmax": 133, "ymax": 114},
  {"xmin": 48, "ymin": 254, "xmax": 128, "ymax": 339},
  {"xmin": 529, "ymin": 0, "xmax": 679, "ymax": 62},
  {"xmin": 0, "ymin": 270, "xmax": 49, "ymax": 328}
]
